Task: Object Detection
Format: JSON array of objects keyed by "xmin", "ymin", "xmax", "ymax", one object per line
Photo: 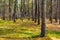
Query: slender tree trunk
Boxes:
[
  {"xmin": 57, "ymin": 0, "xmax": 60, "ymax": 24},
  {"xmin": 27, "ymin": 0, "xmax": 30, "ymax": 20},
  {"xmin": 58, "ymin": 0, "xmax": 60, "ymax": 24},
  {"xmin": 37, "ymin": 0, "xmax": 40, "ymax": 25},
  {"xmin": 20, "ymin": 0, "xmax": 24, "ymax": 21},
  {"xmin": 0, "ymin": 0, "xmax": 2, "ymax": 17},
  {"xmin": 59, "ymin": 12, "xmax": 60, "ymax": 24},
  {"xmin": 55, "ymin": 0, "xmax": 58, "ymax": 23},
  {"xmin": 40, "ymin": 0, "xmax": 46, "ymax": 37},
  {"xmin": 2, "ymin": 0, "xmax": 5, "ymax": 20},
  {"xmin": 49, "ymin": 0, "xmax": 53, "ymax": 23},
  {"xmin": 23, "ymin": 0, "xmax": 26, "ymax": 19},
  {"xmin": 32, "ymin": 0, "xmax": 34, "ymax": 21},
  {"xmin": 13, "ymin": 0, "xmax": 17, "ymax": 22},
  {"xmin": 9, "ymin": 0, "xmax": 11, "ymax": 20},
  {"xmin": 34, "ymin": 0, "xmax": 37, "ymax": 23}
]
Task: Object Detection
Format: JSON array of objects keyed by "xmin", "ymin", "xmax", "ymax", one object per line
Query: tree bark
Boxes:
[
  {"xmin": 40, "ymin": 0, "xmax": 46, "ymax": 37},
  {"xmin": 9, "ymin": 0, "xmax": 12, "ymax": 20},
  {"xmin": 49, "ymin": 0, "xmax": 53, "ymax": 23},
  {"xmin": 32, "ymin": 0, "xmax": 34, "ymax": 21},
  {"xmin": 13, "ymin": 0, "xmax": 17, "ymax": 22},
  {"xmin": 2, "ymin": 0, "xmax": 5, "ymax": 20},
  {"xmin": 34, "ymin": 0, "xmax": 37, "ymax": 23},
  {"xmin": 37, "ymin": 0, "xmax": 40, "ymax": 25},
  {"xmin": 54, "ymin": 0, "xmax": 58, "ymax": 23}
]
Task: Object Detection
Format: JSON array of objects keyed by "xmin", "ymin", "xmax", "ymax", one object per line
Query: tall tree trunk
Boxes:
[
  {"xmin": 23, "ymin": 0, "xmax": 26, "ymax": 19},
  {"xmin": 40, "ymin": 0, "xmax": 46, "ymax": 37},
  {"xmin": 49, "ymin": 0, "xmax": 53, "ymax": 23},
  {"xmin": 37, "ymin": 0, "xmax": 40, "ymax": 25},
  {"xmin": 9, "ymin": 0, "xmax": 11, "ymax": 20},
  {"xmin": 2, "ymin": 0, "xmax": 5, "ymax": 20},
  {"xmin": 32, "ymin": 0, "xmax": 34, "ymax": 21},
  {"xmin": 27, "ymin": 0, "xmax": 30, "ymax": 20},
  {"xmin": 55, "ymin": 0, "xmax": 58, "ymax": 23},
  {"xmin": 13, "ymin": 0, "xmax": 17, "ymax": 22},
  {"xmin": 20, "ymin": 0, "xmax": 24, "ymax": 21},
  {"xmin": 58, "ymin": 0, "xmax": 60, "ymax": 24},
  {"xmin": 0, "ymin": 0, "xmax": 1, "ymax": 17},
  {"xmin": 34, "ymin": 0, "xmax": 37, "ymax": 23}
]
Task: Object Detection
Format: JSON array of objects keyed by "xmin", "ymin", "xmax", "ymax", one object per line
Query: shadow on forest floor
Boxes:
[{"xmin": 0, "ymin": 19, "xmax": 60, "ymax": 40}]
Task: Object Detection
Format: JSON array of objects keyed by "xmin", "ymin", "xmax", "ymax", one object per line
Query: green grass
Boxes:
[
  {"xmin": 47, "ymin": 30, "xmax": 60, "ymax": 38},
  {"xmin": 0, "ymin": 19, "xmax": 60, "ymax": 39},
  {"xmin": 0, "ymin": 27, "xmax": 40, "ymax": 38},
  {"xmin": 0, "ymin": 19, "xmax": 40, "ymax": 38}
]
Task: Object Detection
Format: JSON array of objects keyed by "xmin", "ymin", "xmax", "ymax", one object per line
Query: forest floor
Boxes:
[
  {"xmin": 0, "ymin": 19, "xmax": 60, "ymax": 40},
  {"xmin": 46, "ymin": 19, "xmax": 60, "ymax": 40}
]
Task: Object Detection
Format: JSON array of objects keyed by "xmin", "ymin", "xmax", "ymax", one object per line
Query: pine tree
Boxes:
[
  {"xmin": 13, "ymin": 0, "xmax": 17, "ymax": 22},
  {"xmin": 37, "ymin": 0, "xmax": 40, "ymax": 25},
  {"xmin": 49, "ymin": 0, "xmax": 53, "ymax": 23},
  {"xmin": 40, "ymin": 0, "xmax": 46, "ymax": 37}
]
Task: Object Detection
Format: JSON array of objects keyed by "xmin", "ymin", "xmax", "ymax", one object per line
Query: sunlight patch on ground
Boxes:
[{"xmin": 51, "ymin": 37, "xmax": 60, "ymax": 40}]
